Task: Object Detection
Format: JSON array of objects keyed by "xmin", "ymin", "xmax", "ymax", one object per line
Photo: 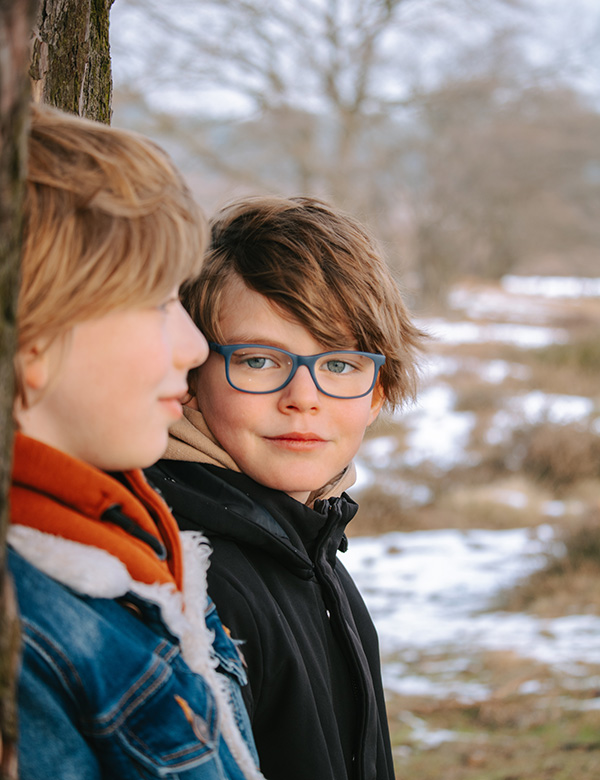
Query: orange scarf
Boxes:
[{"xmin": 10, "ymin": 433, "xmax": 183, "ymax": 590}]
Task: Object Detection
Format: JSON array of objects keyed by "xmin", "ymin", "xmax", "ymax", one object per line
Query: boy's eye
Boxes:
[
  {"xmin": 245, "ymin": 356, "xmax": 272, "ymax": 369},
  {"xmin": 323, "ymin": 359, "xmax": 354, "ymax": 374},
  {"xmin": 236, "ymin": 354, "xmax": 280, "ymax": 371}
]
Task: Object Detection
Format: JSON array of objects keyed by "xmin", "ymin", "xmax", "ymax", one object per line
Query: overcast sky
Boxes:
[{"xmin": 109, "ymin": 0, "xmax": 600, "ymax": 118}]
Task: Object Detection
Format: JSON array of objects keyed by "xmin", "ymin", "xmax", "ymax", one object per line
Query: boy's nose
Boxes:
[
  {"xmin": 173, "ymin": 302, "xmax": 209, "ymax": 370},
  {"xmin": 278, "ymin": 365, "xmax": 320, "ymax": 412}
]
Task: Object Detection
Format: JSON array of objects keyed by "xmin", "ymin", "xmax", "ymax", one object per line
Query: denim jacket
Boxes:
[{"xmin": 8, "ymin": 538, "xmax": 261, "ymax": 780}]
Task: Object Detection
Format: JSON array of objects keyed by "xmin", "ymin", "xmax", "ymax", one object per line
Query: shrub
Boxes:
[
  {"xmin": 556, "ymin": 510, "xmax": 600, "ymax": 571},
  {"xmin": 517, "ymin": 423, "xmax": 600, "ymax": 490},
  {"xmin": 349, "ymin": 488, "xmax": 406, "ymax": 536},
  {"xmin": 533, "ymin": 335, "xmax": 600, "ymax": 375},
  {"xmin": 499, "ymin": 509, "xmax": 600, "ymax": 616}
]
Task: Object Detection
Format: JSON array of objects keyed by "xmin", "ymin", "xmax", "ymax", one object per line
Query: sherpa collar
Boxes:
[
  {"xmin": 8, "ymin": 434, "xmax": 265, "ymax": 780},
  {"xmin": 7, "ymin": 525, "xmax": 263, "ymax": 780}
]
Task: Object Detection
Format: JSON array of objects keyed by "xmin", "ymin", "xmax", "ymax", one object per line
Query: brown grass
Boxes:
[
  {"xmin": 365, "ymin": 288, "xmax": 600, "ymax": 779},
  {"xmin": 349, "ymin": 488, "xmax": 406, "ymax": 535},
  {"xmin": 384, "ymin": 649, "xmax": 600, "ymax": 780},
  {"xmin": 517, "ymin": 424, "xmax": 600, "ymax": 491},
  {"xmin": 534, "ymin": 333, "xmax": 600, "ymax": 375},
  {"xmin": 499, "ymin": 331, "xmax": 600, "ymax": 397},
  {"xmin": 439, "ymin": 328, "xmax": 600, "ymax": 397}
]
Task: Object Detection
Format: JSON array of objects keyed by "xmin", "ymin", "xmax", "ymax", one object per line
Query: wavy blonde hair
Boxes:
[
  {"xmin": 182, "ymin": 196, "xmax": 425, "ymax": 410},
  {"xmin": 18, "ymin": 104, "xmax": 206, "ymax": 358}
]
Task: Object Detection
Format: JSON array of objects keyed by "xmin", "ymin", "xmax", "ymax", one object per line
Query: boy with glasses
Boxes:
[{"xmin": 147, "ymin": 196, "xmax": 425, "ymax": 780}]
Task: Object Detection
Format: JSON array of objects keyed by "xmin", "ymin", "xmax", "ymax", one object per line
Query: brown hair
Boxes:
[
  {"xmin": 182, "ymin": 196, "xmax": 425, "ymax": 409},
  {"xmin": 18, "ymin": 104, "xmax": 207, "ymax": 359}
]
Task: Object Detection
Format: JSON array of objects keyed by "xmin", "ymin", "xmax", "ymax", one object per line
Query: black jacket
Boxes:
[{"xmin": 146, "ymin": 460, "xmax": 395, "ymax": 780}]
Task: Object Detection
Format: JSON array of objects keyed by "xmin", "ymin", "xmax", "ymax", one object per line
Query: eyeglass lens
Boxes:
[{"xmin": 226, "ymin": 346, "xmax": 377, "ymax": 397}]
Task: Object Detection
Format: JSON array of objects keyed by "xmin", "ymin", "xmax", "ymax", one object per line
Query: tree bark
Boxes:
[
  {"xmin": 0, "ymin": 1, "xmax": 40, "ymax": 775},
  {"xmin": 30, "ymin": 0, "xmax": 114, "ymax": 123},
  {"xmin": 1, "ymin": 1, "xmax": 115, "ymax": 775}
]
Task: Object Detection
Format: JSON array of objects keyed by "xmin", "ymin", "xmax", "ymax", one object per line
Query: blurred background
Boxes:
[
  {"xmin": 110, "ymin": 1, "xmax": 600, "ymax": 775},
  {"xmin": 110, "ymin": 0, "xmax": 600, "ymax": 302}
]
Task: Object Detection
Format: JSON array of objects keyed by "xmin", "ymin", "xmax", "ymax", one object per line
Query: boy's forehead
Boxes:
[
  {"xmin": 217, "ymin": 278, "xmax": 356, "ymax": 350},
  {"xmin": 219, "ymin": 279, "xmax": 301, "ymax": 338}
]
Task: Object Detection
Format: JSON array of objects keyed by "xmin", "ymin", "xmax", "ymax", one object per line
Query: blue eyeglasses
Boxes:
[{"xmin": 209, "ymin": 342, "xmax": 386, "ymax": 399}]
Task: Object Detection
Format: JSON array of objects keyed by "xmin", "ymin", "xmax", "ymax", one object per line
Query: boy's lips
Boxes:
[
  {"xmin": 265, "ymin": 432, "xmax": 327, "ymax": 450},
  {"xmin": 159, "ymin": 388, "xmax": 188, "ymax": 417},
  {"xmin": 268, "ymin": 432, "xmax": 325, "ymax": 441},
  {"xmin": 160, "ymin": 386, "xmax": 188, "ymax": 402}
]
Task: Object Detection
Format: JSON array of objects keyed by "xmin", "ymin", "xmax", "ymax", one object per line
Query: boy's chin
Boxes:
[
  {"xmin": 115, "ymin": 435, "xmax": 169, "ymax": 472},
  {"xmin": 250, "ymin": 463, "xmax": 352, "ymax": 505}
]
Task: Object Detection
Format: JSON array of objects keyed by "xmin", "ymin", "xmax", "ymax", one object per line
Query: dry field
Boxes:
[
  {"xmin": 349, "ymin": 277, "xmax": 600, "ymax": 778},
  {"xmin": 354, "ymin": 277, "xmax": 600, "ymax": 538}
]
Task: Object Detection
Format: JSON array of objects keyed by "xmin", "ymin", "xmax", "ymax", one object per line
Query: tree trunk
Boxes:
[
  {"xmin": 0, "ymin": 1, "xmax": 40, "ymax": 775},
  {"xmin": 30, "ymin": 0, "xmax": 114, "ymax": 123},
  {"xmin": 0, "ymin": 1, "xmax": 115, "ymax": 775}
]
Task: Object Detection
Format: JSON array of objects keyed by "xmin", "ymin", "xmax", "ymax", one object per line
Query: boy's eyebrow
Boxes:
[
  {"xmin": 221, "ymin": 334, "xmax": 295, "ymax": 350},
  {"xmin": 221, "ymin": 334, "xmax": 358, "ymax": 352}
]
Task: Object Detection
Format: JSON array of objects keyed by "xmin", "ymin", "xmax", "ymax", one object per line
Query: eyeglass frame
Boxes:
[{"xmin": 208, "ymin": 342, "xmax": 386, "ymax": 399}]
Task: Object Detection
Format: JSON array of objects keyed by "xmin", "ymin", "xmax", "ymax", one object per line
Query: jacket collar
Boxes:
[
  {"xmin": 147, "ymin": 461, "xmax": 359, "ymax": 577},
  {"xmin": 10, "ymin": 433, "xmax": 183, "ymax": 589}
]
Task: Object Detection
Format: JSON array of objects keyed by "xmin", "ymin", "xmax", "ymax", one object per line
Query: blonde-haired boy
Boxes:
[
  {"xmin": 148, "ymin": 196, "xmax": 425, "ymax": 780},
  {"xmin": 9, "ymin": 105, "xmax": 264, "ymax": 780}
]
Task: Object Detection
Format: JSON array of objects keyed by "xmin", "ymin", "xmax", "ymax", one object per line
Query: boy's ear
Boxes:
[
  {"xmin": 181, "ymin": 367, "xmax": 200, "ymax": 412},
  {"xmin": 19, "ymin": 342, "xmax": 52, "ymax": 393},
  {"xmin": 13, "ymin": 341, "xmax": 53, "ymax": 419},
  {"xmin": 183, "ymin": 369, "xmax": 199, "ymax": 409},
  {"xmin": 367, "ymin": 382, "xmax": 385, "ymax": 425}
]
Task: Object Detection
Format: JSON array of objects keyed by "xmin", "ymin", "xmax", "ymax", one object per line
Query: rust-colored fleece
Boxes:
[{"xmin": 10, "ymin": 433, "xmax": 183, "ymax": 590}]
